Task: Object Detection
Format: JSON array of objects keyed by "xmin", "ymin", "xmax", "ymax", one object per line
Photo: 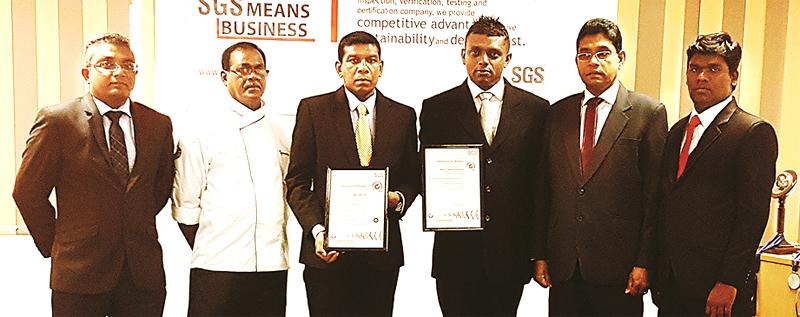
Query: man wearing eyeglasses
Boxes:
[
  {"xmin": 172, "ymin": 41, "xmax": 291, "ymax": 316},
  {"xmin": 286, "ymin": 31, "xmax": 419, "ymax": 316},
  {"xmin": 531, "ymin": 18, "xmax": 667, "ymax": 316},
  {"xmin": 13, "ymin": 33, "xmax": 175, "ymax": 315}
]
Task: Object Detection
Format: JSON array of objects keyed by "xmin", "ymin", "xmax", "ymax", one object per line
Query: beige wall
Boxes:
[{"xmin": 2, "ymin": 0, "xmax": 799, "ymax": 243}]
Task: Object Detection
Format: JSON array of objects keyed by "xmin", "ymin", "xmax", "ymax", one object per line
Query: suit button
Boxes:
[
  {"xmin": 577, "ymin": 215, "xmax": 584, "ymax": 222},
  {"xmin": 485, "ymin": 186, "xmax": 492, "ymax": 193},
  {"xmin": 485, "ymin": 215, "xmax": 491, "ymax": 222},
  {"xmin": 486, "ymin": 158, "xmax": 493, "ymax": 164},
  {"xmin": 578, "ymin": 188, "xmax": 585, "ymax": 195}
]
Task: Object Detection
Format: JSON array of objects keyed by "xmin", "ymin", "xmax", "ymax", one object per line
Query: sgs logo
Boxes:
[{"xmin": 510, "ymin": 66, "xmax": 545, "ymax": 84}]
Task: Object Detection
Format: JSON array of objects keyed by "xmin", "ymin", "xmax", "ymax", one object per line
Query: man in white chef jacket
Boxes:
[{"xmin": 172, "ymin": 41, "xmax": 291, "ymax": 316}]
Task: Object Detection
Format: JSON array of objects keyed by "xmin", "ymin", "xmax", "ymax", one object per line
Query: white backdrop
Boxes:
[{"xmin": 152, "ymin": 0, "xmax": 621, "ymax": 316}]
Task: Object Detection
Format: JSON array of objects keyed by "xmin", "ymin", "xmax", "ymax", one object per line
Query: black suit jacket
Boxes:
[
  {"xmin": 13, "ymin": 94, "xmax": 175, "ymax": 294},
  {"xmin": 531, "ymin": 85, "xmax": 667, "ymax": 285},
  {"xmin": 419, "ymin": 80, "xmax": 549, "ymax": 285},
  {"xmin": 655, "ymin": 98, "xmax": 777, "ymax": 300},
  {"xmin": 286, "ymin": 87, "xmax": 419, "ymax": 269}
]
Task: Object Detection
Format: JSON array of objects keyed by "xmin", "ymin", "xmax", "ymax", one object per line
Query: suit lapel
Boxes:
[
  {"xmin": 679, "ymin": 99, "xmax": 737, "ymax": 181},
  {"xmin": 332, "ymin": 87, "xmax": 360, "ymax": 166},
  {"xmin": 453, "ymin": 81, "xmax": 488, "ymax": 144},
  {"xmin": 557, "ymin": 94, "xmax": 583, "ymax": 185},
  {"xmin": 583, "ymin": 86, "xmax": 631, "ymax": 183},
  {"xmin": 664, "ymin": 117, "xmax": 688, "ymax": 189},
  {"xmin": 126, "ymin": 102, "xmax": 147, "ymax": 192},
  {"xmin": 83, "ymin": 94, "xmax": 125, "ymax": 190},
  {"xmin": 371, "ymin": 90, "xmax": 396, "ymax": 167},
  {"xmin": 487, "ymin": 81, "xmax": 521, "ymax": 153}
]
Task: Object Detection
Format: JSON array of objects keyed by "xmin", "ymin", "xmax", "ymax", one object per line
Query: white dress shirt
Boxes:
[
  {"xmin": 579, "ymin": 80, "xmax": 619, "ymax": 147},
  {"xmin": 94, "ymin": 97, "xmax": 136, "ymax": 170},
  {"xmin": 681, "ymin": 95, "xmax": 733, "ymax": 154},
  {"xmin": 467, "ymin": 78, "xmax": 505, "ymax": 142},
  {"xmin": 172, "ymin": 97, "xmax": 290, "ymax": 272}
]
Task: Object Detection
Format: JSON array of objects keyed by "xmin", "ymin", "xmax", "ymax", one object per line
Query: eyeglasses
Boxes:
[
  {"xmin": 226, "ymin": 64, "xmax": 269, "ymax": 77},
  {"xmin": 92, "ymin": 61, "xmax": 138, "ymax": 74},
  {"xmin": 576, "ymin": 50, "xmax": 614, "ymax": 62}
]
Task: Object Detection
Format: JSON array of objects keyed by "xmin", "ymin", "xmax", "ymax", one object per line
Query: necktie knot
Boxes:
[
  {"xmin": 688, "ymin": 115, "xmax": 701, "ymax": 128},
  {"xmin": 586, "ymin": 97, "xmax": 602, "ymax": 109},
  {"xmin": 106, "ymin": 111, "xmax": 124, "ymax": 123},
  {"xmin": 478, "ymin": 91, "xmax": 494, "ymax": 102},
  {"xmin": 357, "ymin": 103, "xmax": 368, "ymax": 117}
]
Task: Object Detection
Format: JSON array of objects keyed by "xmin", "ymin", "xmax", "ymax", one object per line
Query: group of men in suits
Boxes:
[
  {"xmin": 530, "ymin": 19, "xmax": 777, "ymax": 317},
  {"xmin": 12, "ymin": 15, "xmax": 778, "ymax": 317}
]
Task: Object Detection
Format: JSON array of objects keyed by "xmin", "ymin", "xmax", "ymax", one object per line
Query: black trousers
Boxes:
[
  {"xmin": 435, "ymin": 272, "xmax": 525, "ymax": 316},
  {"xmin": 549, "ymin": 267, "xmax": 643, "ymax": 316},
  {"xmin": 188, "ymin": 268, "xmax": 287, "ymax": 316},
  {"xmin": 51, "ymin": 263, "xmax": 166, "ymax": 317},
  {"xmin": 303, "ymin": 266, "xmax": 399, "ymax": 317}
]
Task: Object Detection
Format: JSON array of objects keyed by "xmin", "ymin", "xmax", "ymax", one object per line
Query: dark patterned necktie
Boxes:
[
  {"xmin": 581, "ymin": 97, "xmax": 601, "ymax": 175},
  {"xmin": 106, "ymin": 111, "xmax": 129, "ymax": 183}
]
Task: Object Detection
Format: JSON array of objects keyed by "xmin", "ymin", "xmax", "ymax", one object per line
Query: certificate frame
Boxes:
[
  {"xmin": 324, "ymin": 167, "xmax": 389, "ymax": 252},
  {"xmin": 421, "ymin": 144, "xmax": 484, "ymax": 231}
]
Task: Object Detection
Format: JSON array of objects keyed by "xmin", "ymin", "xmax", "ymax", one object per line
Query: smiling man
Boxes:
[
  {"xmin": 530, "ymin": 18, "xmax": 667, "ymax": 317},
  {"xmin": 13, "ymin": 33, "xmax": 174, "ymax": 316},
  {"xmin": 286, "ymin": 31, "xmax": 419, "ymax": 316},
  {"xmin": 172, "ymin": 41, "xmax": 291, "ymax": 316},
  {"xmin": 419, "ymin": 16, "xmax": 549, "ymax": 316},
  {"xmin": 654, "ymin": 32, "xmax": 777, "ymax": 317}
]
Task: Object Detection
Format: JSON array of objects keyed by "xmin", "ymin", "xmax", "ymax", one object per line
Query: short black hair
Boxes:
[
  {"xmin": 466, "ymin": 16, "xmax": 509, "ymax": 40},
  {"xmin": 686, "ymin": 32, "xmax": 742, "ymax": 74},
  {"xmin": 338, "ymin": 31, "xmax": 381, "ymax": 61},
  {"xmin": 221, "ymin": 42, "xmax": 266, "ymax": 71},
  {"xmin": 576, "ymin": 18, "xmax": 622, "ymax": 52},
  {"xmin": 84, "ymin": 33, "xmax": 131, "ymax": 66}
]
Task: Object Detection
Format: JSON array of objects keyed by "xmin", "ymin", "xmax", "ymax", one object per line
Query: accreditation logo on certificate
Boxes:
[
  {"xmin": 422, "ymin": 144, "xmax": 484, "ymax": 231},
  {"xmin": 324, "ymin": 168, "xmax": 389, "ymax": 251}
]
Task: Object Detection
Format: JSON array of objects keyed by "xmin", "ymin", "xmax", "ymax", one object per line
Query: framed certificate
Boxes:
[
  {"xmin": 422, "ymin": 144, "xmax": 484, "ymax": 231},
  {"xmin": 324, "ymin": 168, "xmax": 389, "ymax": 251}
]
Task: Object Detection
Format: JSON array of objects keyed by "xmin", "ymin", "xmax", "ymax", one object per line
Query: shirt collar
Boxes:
[
  {"xmin": 345, "ymin": 87, "xmax": 377, "ymax": 115},
  {"xmin": 690, "ymin": 95, "xmax": 732, "ymax": 128},
  {"xmin": 467, "ymin": 78, "xmax": 505, "ymax": 101},
  {"xmin": 582, "ymin": 80, "xmax": 620, "ymax": 106},
  {"xmin": 224, "ymin": 96, "xmax": 266, "ymax": 125},
  {"xmin": 94, "ymin": 96, "xmax": 132, "ymax": 117}
]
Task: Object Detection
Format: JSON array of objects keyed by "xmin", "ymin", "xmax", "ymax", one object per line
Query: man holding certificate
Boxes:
[
  {"xmin": 285, "ymin": 31, "xmax": 419, "ymax": 316},
  {"xmin": 530, "ymin": 18, "xmax": 667, "ymax": 316},
  {"xmin": 419, "ymin": 16, "xmax": 549, "ymax": 315}
]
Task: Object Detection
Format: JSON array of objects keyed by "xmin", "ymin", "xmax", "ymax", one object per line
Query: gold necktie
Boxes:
[{"xmin": 356, "ymin": 104, "xmax": 372, "ymax": 167}]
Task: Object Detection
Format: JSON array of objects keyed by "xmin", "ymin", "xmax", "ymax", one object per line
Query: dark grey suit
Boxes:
[{"xmin": 532, "ymin": 85, "xmax": 667, "ymax": 315}]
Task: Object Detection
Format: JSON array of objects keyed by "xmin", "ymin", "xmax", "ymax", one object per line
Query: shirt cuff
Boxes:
[
  {"xmin": 395, "ymin": 191, "xmax": 405, "ymax": 213},
  {"xmin": 312, "ymin": 224, "xmax": 325, "ymax": 239},
  {"xmin": 172, "ymin": 205, "xmax": 201, "ymax": 225}
]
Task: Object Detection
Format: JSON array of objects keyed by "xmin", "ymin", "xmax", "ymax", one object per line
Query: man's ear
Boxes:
[
  {"xmin": 505, "ymin": 53, "xmax": 513, "ymax": 66},
  {"xmin": 82, "ymin": 68, "xmax": 90, "ymax": 81},
  {"xmin": 731, "ymin": 70, "xmax": 739, "ymax": 90},
  {"xmin": 335, "ymin": 61, "xmax": 343, "ymax": 78},
  {"xmin": 220, "ymin": 71, "xmax": 227, "ymax": 83}
]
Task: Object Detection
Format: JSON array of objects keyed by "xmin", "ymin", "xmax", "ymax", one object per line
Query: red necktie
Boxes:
[
  {"xmin": 581, "ymin": 97, "xmax": 600, "ymax": 175},
  {"xmin": 676, "ymin": 115, "xmax": 701, "ymax": 180}
]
